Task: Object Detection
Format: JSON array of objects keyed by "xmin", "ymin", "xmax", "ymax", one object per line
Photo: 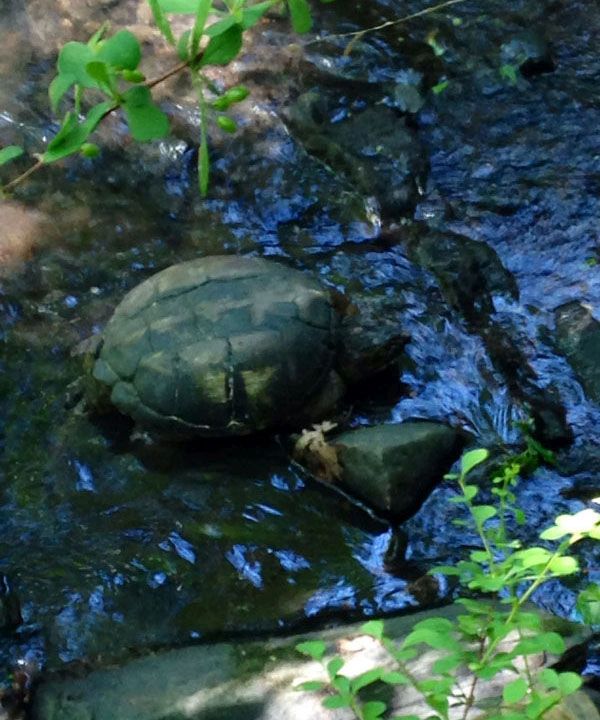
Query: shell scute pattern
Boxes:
[{"xmin": 93, "ymin": 256, "xmax": 339, "ymax": 436}]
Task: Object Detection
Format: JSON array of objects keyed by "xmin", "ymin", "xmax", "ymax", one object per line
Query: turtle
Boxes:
[{"xmin": 84, "ymin": 255, "xmax": 407, "ymax": 437}]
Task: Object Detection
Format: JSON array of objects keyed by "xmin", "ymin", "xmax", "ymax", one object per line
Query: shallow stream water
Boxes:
[{"xmin": 0, "ymin": 0, "xmax": 599, "ymax": 689}]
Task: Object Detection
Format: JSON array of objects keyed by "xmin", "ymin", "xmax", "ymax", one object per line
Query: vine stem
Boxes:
[{"xmin": 303, "ymin": 0, "xmax": 468, "ymax": 47}]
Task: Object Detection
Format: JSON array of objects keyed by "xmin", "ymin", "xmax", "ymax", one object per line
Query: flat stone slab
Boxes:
[{"xmin": 31, "ymin": 604, "xmax": 591, "ymax": 720}]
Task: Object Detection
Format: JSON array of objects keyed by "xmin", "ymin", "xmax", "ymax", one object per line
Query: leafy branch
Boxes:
[
  {"xmin": 296, "ymin": 444, "xmax": 600, "ymax": 720},
  {"xmin": 0, "ymin": 0, "xmax": 323, "ymax": 197}
]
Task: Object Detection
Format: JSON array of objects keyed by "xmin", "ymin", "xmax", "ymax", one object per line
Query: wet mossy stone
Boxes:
[
  {"xmin": 284, "ymin": 90, "xmax": 426, "ymax": 218},
  {"xmin": 555, "ymin": 301, "xmax": 600, "ymax": 404},
  {"xmin": 90, "ymin": 256, "xmax": 343, "ymax": 437},
  {"xmin": 333, "ymin": 421, "xmax": 464, "ymax": 521}
]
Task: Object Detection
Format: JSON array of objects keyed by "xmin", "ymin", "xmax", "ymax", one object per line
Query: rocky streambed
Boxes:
[{"xmin": 0, "ymin": 0, "xmax": 599, "ymax": 714}]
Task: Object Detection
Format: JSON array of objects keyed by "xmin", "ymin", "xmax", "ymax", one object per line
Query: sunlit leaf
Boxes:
[
  {"xmin": 294, "ymin": 679, "xmax": 327, "ymax": 691},
  {"xmin": 0, "ymin": 145, "xmax": 24, "ymax": 166},
  {"xmin": 243, "ymin": 0, "xmax": 275, "ymax": 29},
  {"xmin": 503, "ymin": 677, "xmax": 527, "ymax": 704},
  {"xmin": 460, "ymin": 448, "xmax": 489, "ymax": 476},
  {"xmin": 49, "ymin": 73, "xmax": 74, "ymax": 112},
  {"xmin": 200, "ymin": 25, "xmax": 243, "ymax": 66},
  {"xmin": 351, "ymin": 668, "xmax": 383, "ymax": 693},
  {"xmin": 148, "ymin": 0, "xmax": 176, "ymax": 45},
  {"xmin": 295, "ymin": 640, "xmax": 326, "ymax": 661},
  {"xmin": 323, "ymin": 695, "xmax": 351, "ymax": 709},
  {"xmin": 123, "ymin": 87, "xmax": 170, "ymax": 141},
  {"xmin": 158, "ymin": 0, "xmax": 200, "ymax": 13},
  {"xmin": 97, "ymin": 30, "xmax": 141, "ymax": 70},
  {"xmin": 57, "ymin": 41, "xmax": 98, "ymax": 88},
  {"xmin": 288, "ymin": 0, "xmax": 312, "ymax": 33},
  {"xmin": 361, "ymin": 619, "xmax": 385, "ymax": 639},
  {"xmin": 363, "ymin": 701, "xmax": 387, "ymax": 720},
  {"xmin": 557, "ymin": 671, "xmax": 582, "ymax": 696},
  {"xmin": 43, "ymin": 101, "xmax": 113, "ymax": 163},
  {"xmin": 327, "ymin": 657, "xmax": 343, "ymax": 678}
]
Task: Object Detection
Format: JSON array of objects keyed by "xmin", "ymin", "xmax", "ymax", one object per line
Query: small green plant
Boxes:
[{"xmin": 295, "ymin": 446, "xmax": 600, "ymax": 720}]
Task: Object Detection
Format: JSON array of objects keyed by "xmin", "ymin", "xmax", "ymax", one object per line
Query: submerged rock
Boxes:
[
  {"xmin": 555, "ymin": 302, "xmax": 600, "ymax": 404},
  {"xmin": 284, "ymin": 90, "xmax": 426, "ymax": 218},
  {"xmin": 295, "ymin": 421, "xmax": 464, "ymax": 521}
]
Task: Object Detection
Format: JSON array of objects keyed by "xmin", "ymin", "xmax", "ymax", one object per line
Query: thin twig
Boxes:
[
  {"xmin": 1, "ymin": 159, "xmax": 45, "ymax": 193},
  {"xmin": 304, "ymin": 0, "xmax": 468, "ymax": 47}
]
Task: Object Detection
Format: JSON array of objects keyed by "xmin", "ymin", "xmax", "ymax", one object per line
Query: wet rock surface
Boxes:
[
  {"xmin": 30, "ymin": 604, "xmax": 592, "ymax": 720},
  {"xmin": 332, "ymin": 422, "xmax": 463, "ymax": 520},
  {"xmin": 0, "ymin": 0, "xmax": 599, "ymax": 699},
  {"xmin": 555, "ymin": 302, "xmax": 600, "ymax": 404}
]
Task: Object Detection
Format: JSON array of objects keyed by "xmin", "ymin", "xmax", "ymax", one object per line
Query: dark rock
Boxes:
[
  {"xmin": 406, "ymin": 230, "xmax": 519, "ymax": 322},
  {"xmin": 284, "ymin": 90, "xmax": 426, "ymax": 218},
  {"xmin": 333, "ymin": 422, "xmax": 464, "ymax": 521},
  {"xmin": 555, "ymin": 302, "xmax": 600, "ymax": 404}
]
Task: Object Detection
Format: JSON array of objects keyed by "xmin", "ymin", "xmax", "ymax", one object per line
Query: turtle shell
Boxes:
[{"xmin": 92, "ymin": 256, "xmax": 340, "ymax": 436}]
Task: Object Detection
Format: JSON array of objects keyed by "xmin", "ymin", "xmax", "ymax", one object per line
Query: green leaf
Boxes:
[
  {"xmin": 49, "ymin": 73, "xmax": 74, "ymax": 112},
  {"xmin": 539, "ymin": 525, "xmax": 568, "ymax": 541},
  {"xmin": 361, "ymin": 619, "xmax": 384, "ymax": 639},
  {"xmin": 177, "ymin": 30, "xmax": 192, "ymax": 61},
  {"xmin": 43, "ymin": 101, "xmax": 113, "ymax": 163},
  {"xmin": 216, "ymin": 115, "xmax": 237, "ymax": 133},
  {"xmin": 462, "ymin": 484, "xmax": 478, "ymax": 501},
  {"xmin": 538, "ymin": 669, "xmax": 560, "ymax": 689},
  {"xmin": 432, "ymin": 652, "xmax": 465, "ymax": 674},
  {"xmin": 198, "ymin": 113, "xmax": 209, "ymax": 196},
  {"xmin": 351, "ymin": 668, "xmax": 383, "ymax": 693},
  {"xmin": 191, "ymin": 0, "xmax": 212, "ymax": 57},
  {"xmin": 403, "ymin": 628, "xmax": 459, "ymax": 651},
  {"xmin": 381, "ymin": 671, "xmax": 409, "ymax": 685},
  {"xmin": 295, "ymin": 640, "xmax": 326, "ymax": 661},
  {"xmin": 205, "ymin": 16, "xmax": 238, "ymax": 38},
  {"xmin": 242, "ymin": 0, "xmax": 275, "ymax": 29},
  {"xmin": 503, "ymin": 677, "xmax": 528, "ymax": 704},
  {"xmin": 557, "ymin": 671, "xmax": 582, "ymax": 696},
  {"xmin": 87, "ymin": 22, "xmax": 110, "ymax": 50},
  {"xmin": 322, "ymin": 695, "xmax": 350, "ymax": 709},
  {"xmin": 460, "ymin": 448, "xmax": 489, "ymax": 476},
  {"xmin": 158, "ymin": 0, "xmax": 200, "ymax": 12},
  {"xmin": 363, "ymin": 701, "xmax": 387, "ymax": 720},
  {"xmin": 548, "ymin": 555, "xmax": 578, "ymax": 576},
  {"xmin": 85, "ymin": 61, "xmax": 114, "ymax": 92},
  {"xmin": 0, "ymin": 145, "xmax": 24, "ymax": 166},
  {"xmin": 332, "ymin": 674, "xmax": 350, "ymax": 694},
  {"xmin": 57, "ymin": 42, "xmax": 98, "ymax": 88},
  {"xmin": 432, "ymin": 80, "xmax": 449, "ymax": 95},
  {"xmin": 515, "ymin": 547, "xmax": 551, "ymax": 569},
  {"xmin": 471, "ymin": 505, "xmax": 497, "ymax": 525},
  {"xmin": 576, "ymin": 584, "xmax": 600, "ymax": 625},
  {"xmin": 148, "ymin": 0, "xmax": 176, "ymax": 45},
  {"xmin": 97, "ymin": 30, "xmax": 141, "ymax": 70},
  {"xmin": 540, "ymin": 632, "xmax": 566, "ymax": 655},
  {"xmin": 327, "ymin": 657, "xmax": 343, "ymax": 678},
  {"xmin": 123, "ymin": 86, "xmax": 170, "ymax": 141},
  {"xmin": 200, "ymin": 24, "xmax": 243, "ymax": 67},
  {"xmin": 413, "ymin": 617, "xmax": 454, "ymax": 633},
  {"xmin": 555, "ymin": 509, "xmax": 600, "ymax": 535},
  {"xmin": 295, "ymin": 680, "xmax": 327, "ymax": 692},
  {"xmin": 288, "ymin": 0, "xmax": 312, "ymax": 33}
]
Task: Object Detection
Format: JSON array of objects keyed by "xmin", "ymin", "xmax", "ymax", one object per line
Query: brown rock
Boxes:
[{"xmin": 0, "ymin": 201, "xmax": 49, "ymax": 273}]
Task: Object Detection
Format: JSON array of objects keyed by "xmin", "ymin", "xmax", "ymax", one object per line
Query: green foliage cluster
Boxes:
[
  {"xmin": 0, "ymin": 0, "xmax": 333, "ymax": 196},
  {"xmin": 296, "ymin": 447, "xmax": 600, "ymax": 720}
]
